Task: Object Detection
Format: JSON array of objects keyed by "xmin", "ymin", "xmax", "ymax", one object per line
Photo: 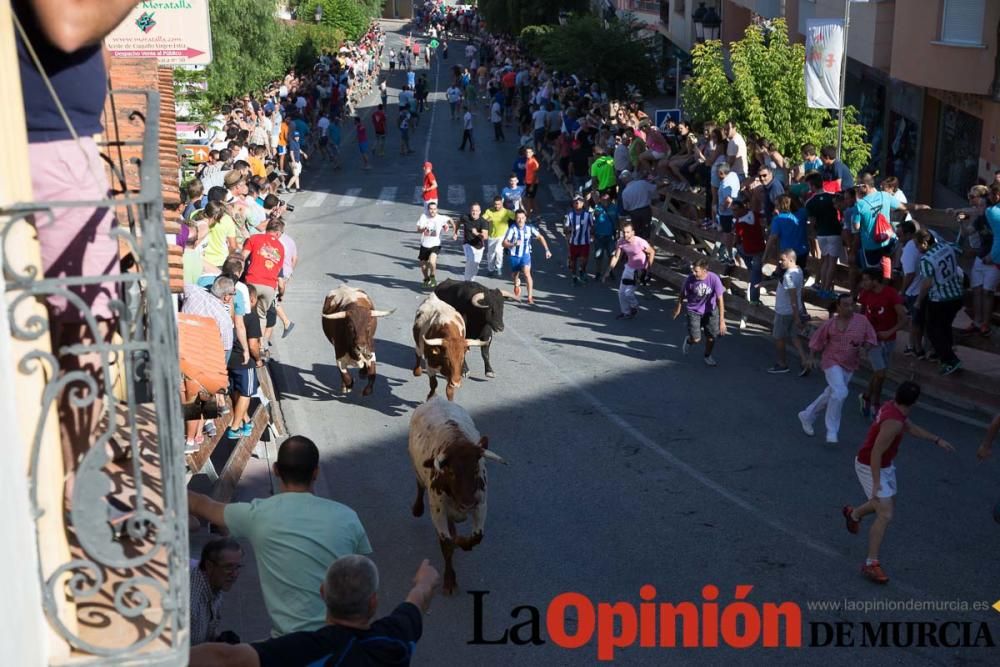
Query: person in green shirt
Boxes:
[
  {"xmin": 202, "ymin": 200, "xmax": 237, "ymax": 269},
  {"xmin": 188, "ymin": 436, "xmax": 373, "ymax": 637},
  {"xmin": 483, "ymin": 195, "xmax": 515, "ymax": 276},
  {"xmin": 590, "ymin": 147, "xmax": 617, "ymax": 197}
]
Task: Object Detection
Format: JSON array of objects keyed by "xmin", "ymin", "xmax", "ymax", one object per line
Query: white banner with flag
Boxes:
[{"xmin": 804, "ymin": 19, "xmax": 845, "ymax": 109}]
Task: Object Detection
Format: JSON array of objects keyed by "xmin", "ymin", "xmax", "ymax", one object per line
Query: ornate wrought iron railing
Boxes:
[{"xmin": 2, "ymin": 90, "xmax": 188, "ymax": 664}]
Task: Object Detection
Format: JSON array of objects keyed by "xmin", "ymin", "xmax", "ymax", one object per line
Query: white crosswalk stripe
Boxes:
[
  {"xmin": 376, "ymin": 186, "xmax": 398, "ymax": 205},
  {"xmin": 447, "ymin": 184, "xmax": 465, "ymax": 205},
  {"xmin": 482, "ymin": 184, "xmax": 498, "ymax": 202},
  {"xmin": 548, "ymin": 183, "xmax": 570, "ymax": 202},
  {"xmin": 412, "ymin": 186, "xmax": 424, "ymax": 204},
  {"xmin": 337, "ymin": 188, "xmax": 362, "ymax": 207},
  {"xmin": 302, "ymin": 191, "xmax": 327, "ymax": 208}
]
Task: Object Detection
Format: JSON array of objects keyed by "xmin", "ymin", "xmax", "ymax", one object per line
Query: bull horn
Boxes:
[
  {"xmin": 499, "ymin": 289, "xmax": 519, "ymax": 301},
  {"xmin": 481, "ymin": 450, "xmax": 507, "ymax": 465},
  {"xmin": 465, "ymin": 339, "xmax": 488, "ymax": 347},
  {"xmin": 322, "ymin": 311, "xmax": 348, "ymax": 319},
  {"xmin": 422, "ymin": 336, "xmax": 445, "ymax": 347},
  {"xmin": 370, "ymin": 308, "xmax": 396, "ymax": 317},
  {"xmin": 470, "ymin": 292, "xmax": 489, "ymax": 309}
]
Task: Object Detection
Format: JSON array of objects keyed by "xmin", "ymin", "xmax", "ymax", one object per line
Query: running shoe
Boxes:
[
  {"xmin": 203, "ymin": 421, "xmax": 217, "ymax": 438},
  {"xmin": 767, "ymin": 364, "xmax": 790, "ymax": 374},
  {"xmin": 422, "ymin": 277, "xmax": 431, "ymax": 288},
  {"xmin": 225, "ymin": 427, "xmax": 243, "ymax": 440},
  {"xmin": 981, "ymin": 325, "xmax": 992, "ymax": 338},
  {"xmin": 703, "ymin": 355, "xmax": 717, "ymax": 367},
  {"xmin": 429, "ymin": 276, "xmax": 437, "ymax": 287},
  {"xmin": 282, "ymin": 322, "xmax": 296, "ymax": 339},
  {"xmin": 615, "ymin": 311, "xmax": 635, "ymax": 320},
  {"xmin": 859, "ymin": 393, "xmax": 871, "ymax": 419},
  {"xmin": 902, "ymin": 346, "xmax": 918, "ymax": 357},
  {"xmin": 798, "ymin": 365, "xmax": 811, "ymax": 377},
  {"xmin": 861, "ymin": 561, "xmax": 889, "ymax": 584},
  {"xmin": 681, "ymin": 336, "xmax": 690, "ymax": 355},
  {"xmin": 513, "ymin": 282, "xmax": 521, "ymax": 298},
  {"xmin": 842, "ymin": 505, "xmax": 860, "ymax": 534},
  {"xmin": 940, "ymin": 360, "xmax": 962, "ymax": 376},
  {"xmin": 959, "ymin": 323, "xmax": 979, "ymax": 334},
  {"xmin": 241, "ymin": 421, "xmax": 254, "ymax": 438},
  {"xmin": 184, "ymin": 439, "xmax": 200, "ymax": 455},
  {"xmin": 798, "ymin": 411, "xmax": 814, "ymax": 437}
]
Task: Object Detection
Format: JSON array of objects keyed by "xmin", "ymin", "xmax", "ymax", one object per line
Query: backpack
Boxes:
[{"xmin": 861, "ymin": 195, "xmax": 895, "ymax": 245}]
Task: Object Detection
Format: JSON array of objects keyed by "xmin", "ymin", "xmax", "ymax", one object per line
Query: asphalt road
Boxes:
[{"xmin": 251, "ymin": 19, "xmax": 999, "ymax": 666}]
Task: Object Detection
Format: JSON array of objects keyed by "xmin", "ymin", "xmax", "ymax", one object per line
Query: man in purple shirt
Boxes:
[{"xmin": 673, "ymin": 258, "xmax": 727, "ymax": 366}]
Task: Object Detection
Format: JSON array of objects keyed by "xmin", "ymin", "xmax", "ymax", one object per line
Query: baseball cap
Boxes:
[{"xmin": 572, "ymin": 193, "xmax": 585, "ymax": 202}]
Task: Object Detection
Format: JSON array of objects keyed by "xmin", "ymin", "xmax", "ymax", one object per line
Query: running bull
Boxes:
[
  {"xmin": 408, "ymin": 397, "xmax": 506, "ymax": 594},
  {"xmin": 433, "ymin": 279, "xmax": 516, "ymax": 378},
  {"xmin": 412, "ymin": 293, "xmax": 486, "ymax": 401},
  {"xmin": 321, "ymin": 286, "xmax": 394, "ymax": 396}
]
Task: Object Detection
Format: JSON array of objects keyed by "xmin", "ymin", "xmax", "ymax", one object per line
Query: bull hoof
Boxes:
[
  {"xmin": 456, "ymin": 532, "xmax": 483, "ymax": 551},
  {"xmin": 341, "ymin": 384, "xmax": 353, "ymax": 395},
  {"xmin": 362, "ymin": 384, "xmax": 374, "ymax": 397},
  {"xmin": 462, "ymin": 369, "xmax": 470, "ymax": 378},
  {"xmin": 443, "ymin": 573, "xmax": 457, "ymax": 596},
  {"xmin": 485, "ymin": 370, "xmax": 496, "ymax": 379},
  {"xmin": 411, "ymin": 502, "xmax": 424, "ymax": 517},
  {"xmin": 359, "ymin": 366, "xmax": 369, "ymax": 377},
  {"xmin": 426, "ymin": 390, "xmax": 436, "ymax": 401}
]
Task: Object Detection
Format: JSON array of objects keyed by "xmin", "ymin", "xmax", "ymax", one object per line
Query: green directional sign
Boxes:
[{"xmin": 429, "ymin": 39, "xmax": 440, "ymax": 49}]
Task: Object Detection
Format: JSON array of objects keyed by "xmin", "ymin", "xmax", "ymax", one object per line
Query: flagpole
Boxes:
[{"xmin": 836, "ymin": 0, "xmax": 851, "ymax": 161}]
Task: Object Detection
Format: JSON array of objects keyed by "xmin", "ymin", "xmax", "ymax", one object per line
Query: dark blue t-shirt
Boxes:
[
  {"xmin": 512, "ymin": 157, "xmax": 527, "ymax": 183},
  {"xmin": 14, "ymin": 0, "xmax": 107, "ymax": 142}
]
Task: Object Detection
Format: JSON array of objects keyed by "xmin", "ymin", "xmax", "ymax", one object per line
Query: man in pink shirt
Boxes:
[
  {"xmin": 603, "ymin": 222, "xmax": 655, "ymax": 320},
  {"xmin": 799, "ymin": 294, "xmax": 878, "ymax": 443}
]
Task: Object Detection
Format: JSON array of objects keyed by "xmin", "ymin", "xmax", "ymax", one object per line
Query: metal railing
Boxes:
[
  {"xmin": 2, "ymin": 90, "xmax": 188, "ymax": 663},
  {"xmin": 620, "ymin": 0, "xmax": 664, "ymax": 14}
]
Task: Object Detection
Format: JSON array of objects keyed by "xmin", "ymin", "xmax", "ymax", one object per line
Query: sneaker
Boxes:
[
  {"xmin": 748, "ymin": 299, "xmax": 762, "ymax": 307},
  {"xmin": 282, "ymin": 322, "xmax": 296, "ymax": 339},
  {"xmin": 579, "ymin": 272, "xmax": 589, "ymax": 284},
  {"xmin": 859, "ymin": 393, "xmax": 871, "ymax": 419},
  {"xmin": 513, "ymin": 283, "xmax": 521, "ymax": 298},
  {"xmin": 980, "ymin": 325, "xmax": 992, "ymax": 338},
  {"xmin": 429, "ymin": 276, "xmax": 437, "ymax": 287},
  {"xmin": 826, "ymin": 434, "xmax": 839, "ymax": 444},
  {"xmin": 767, "ymin": 364, "xmax": 790, "ymax": 374},
  {"xmin": 861, "ymin": 561, "xmax": 889, "ymax": 584},
  {"xmin": 629, "ymin": 307, "xmax": 639, "ymax": 317},
  {"xmin": 902, "ymin": 346, "xmax": 918, "ymax": 357},
  {"xmin": 615, "ymin": 311, "xmax": 635, "ymax": 320},
  {"xmin": 572, "ymin": 275, "xmax": 580, "ymax": 286},
  {"xmin": 798, "ymin": 365, "xmax": 810, "ymax": 377},
  {"xmin": 703, "ymin": 355, "xmax": 717, "ymax": 367},
  {"xmin": 241, "ymin": 421, "xmax": 254, "ymax": 438},
  {"xmin": 798, "ymin": 411, "xmax": 814, "ymax": 437},
  {"xmin": 225, "ymin": 427, "xmax": 243, "ymax": 440},
  {"xmin": 184, "ymin": 439, "xmax": 200, "ymax": 455},
  {"xmin": 422, "ymin": 277, "xmax": 431, "ymax": 287},
  {"xmin": 959, "ymin": 323, "xmax": 979, "ymax": 334},
  {"xmin": 681, "ymin": 336, "xmax": 690, "ymax": 355},
  {"xmin": 842, "ymin": 505, "xmax": 860, "ymax": 534},
  {"xmin": 203, "ymin": 421, "xmax": 217, "ymax": 438},
  {"xmin": 940, "ymin": 360, "xmax": 962, "ymax": 376}
]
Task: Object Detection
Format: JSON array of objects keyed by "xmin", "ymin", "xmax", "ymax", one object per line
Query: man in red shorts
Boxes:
[
  {"xmin": 842, "ymin": 381, "xmax": 954, "ymax": 584},
  {"xmin": 563, "ymin": 194, "xmax": 594, "ymax": 285}
]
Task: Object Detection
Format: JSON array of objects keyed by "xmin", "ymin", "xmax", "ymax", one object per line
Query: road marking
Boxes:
[
  {"xmin": 482, "ymin": 184, "xmax": 497, "ymax": 202},
  {"xmin": 303, "ymin": 191, "xmax": 327, "ymax": 208},
  {"xmin": 412, "ymin": 186, "xmax": 424, "ymax": 204},
  {"xmin": 422, "ymin": 40, "xmax": 441, "ymax": 163},
  {"xmin": 337, "ymin": 188, "xmax": 361, "ymax": 207},
  {"xmin": 548, "ymin": 183, "xmax": 570, "ymax": 202},
  {"xmin": 376, "ymin": 186, "xmax": 398, "ymax": 205},
  {"xmin": 447, "ymin": 184, "xmax": 465, "ymax": 205}
]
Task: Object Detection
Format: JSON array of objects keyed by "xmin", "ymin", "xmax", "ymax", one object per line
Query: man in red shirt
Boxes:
[
  {"xmin": 523, "ymin": 147, "xmax": 540, "ymax": 220},
  {"xmin": 242, "ymin": 219, "xmax": 286, "ymax": 331},
  {"xmin": 842, "ymin": 381, "xmax": 953, "ymax": 584},
  {"xmin": 371, "ymin": 104, "xmax": 387, "ymax": 156},
  {"xmin": 422, "ymin": 161, "xmax": 438, "ymax": 212},
  {"xmin": 857, "ymin": 268, "xmax": 908, "ymax": 419}
]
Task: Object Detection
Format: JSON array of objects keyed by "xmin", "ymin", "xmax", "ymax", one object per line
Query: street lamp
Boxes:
[
  {"xmin": 314, "ymin": 4, "xmax": 323, "ymax": 23},
  {"xmin": 693, "ymin": 3, "xmax": 721, "ymax": 42}
]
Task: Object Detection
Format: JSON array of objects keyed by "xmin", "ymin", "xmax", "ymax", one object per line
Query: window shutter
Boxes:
[{"xmin": 941, "ymin": 0, "xmax": 986, "ymax": 45}]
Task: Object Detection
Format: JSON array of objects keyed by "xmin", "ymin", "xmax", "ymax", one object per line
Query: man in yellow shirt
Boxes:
[{"xmin": 482, "ymin": 195, "xmax": 514, "ymax": 276}]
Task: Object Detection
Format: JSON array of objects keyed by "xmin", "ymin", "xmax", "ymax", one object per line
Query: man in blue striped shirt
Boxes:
[
  {"xmin": 563, "ymin": 194, "xmax": 595, "ymax": 285},
  {"xmin": 502, "ymin": 209, "xmax": 552, "ymax": 305}
]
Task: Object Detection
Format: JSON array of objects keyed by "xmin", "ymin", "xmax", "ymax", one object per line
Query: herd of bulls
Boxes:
[{"xmin": 320, "ymin": 280, "xmax": 517, "ymax": 593}]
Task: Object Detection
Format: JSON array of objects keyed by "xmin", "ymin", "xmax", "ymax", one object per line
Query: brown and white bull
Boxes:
[
  {"xmin": 321, "ymin": 286, "xmax": 393, "ymax": 396},
  {"xmin": 408, "ymin": 397, "xmax": 506, "ymax": 594},
  {"xmin": 412, "ymin": 293, "xmax": 485, "ymax": 401}
]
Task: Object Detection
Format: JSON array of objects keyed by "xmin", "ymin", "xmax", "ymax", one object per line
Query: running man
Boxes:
[
  {"xmin": 523, "ymin": 147, "xmax": 540, "ymax": 220},
  {"xmin": 842, "ymin": 381, "xmax": 954, "ymax": 584},
  {"xmin": 371, "ymin": 104, "xmax": 387, "ymax": 156},
  {"xmin": 459, "ymin": 105, "xmax": 475, "ymax": 151},
  {"xmin": 483, "ymin": 195, "xmax": 514, "ymax": 277},
  {"xmin": 502, "ymin": 209, "xmax": 551, "ymax": 304},
  {"xmin": 422, "ymin": 161, "xmax": 438, "ymax": 210},
  {"xmin": 605, "ymin": 221, "xmax": 655, "ymax": 320},
  {"xmin": 416, "ymin": 202, "xmax": 453, "ymax": 288},
  {"xmin": 353, "ymin": 116, "xmax": 371, "ymax": 171},
  {"xmin": 563, "ymin": 194, "xmax": 594, "ymax": 285},
  {"xmin": 500, "ymin": 173, "xmax": 524, "ymax": 213},
  {"xmin": 674, "ymin": 258, "xmax": 726, "ymax": 365},
  {"xmin": 455, "ymin": 202, "xmax": 488, "ymax": 281}
]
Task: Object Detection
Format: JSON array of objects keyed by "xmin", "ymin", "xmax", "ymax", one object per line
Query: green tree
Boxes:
[
  {"xmin": 309, "ymin": 0, "xmax": 381, "ymax": 41},
  {"xmin": 683, "ymin": 19, "xmax": 870, "ymax": 175},
  {"xmin": 479, "ymin": 0, "xmax": 589, "ymax": 34},
  {"xmin": 526, "ymin": 16, "xmax": 657, "ymax": 98},
  {"xmin": 204, "ymin": 0, "xmax": 289, "ymax": 104}
]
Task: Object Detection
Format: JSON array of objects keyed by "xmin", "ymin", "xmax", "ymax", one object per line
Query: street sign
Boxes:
[
  {"xmin": 181, "ymin": 144, "xmax": 211, "ymax": 164},
  {"xmin": 655, "ymin": 108, "xmax": 682, "ymax": 129},
  {"xmin": 429, "ymin": 39, "xmax": 440, "ymax": 49},
  {"xmin": 107, "ymin": 0, "xmax": 213, "ymax": 66}
]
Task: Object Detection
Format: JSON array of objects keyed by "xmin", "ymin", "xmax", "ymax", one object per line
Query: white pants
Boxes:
[
  {"xmin": 486, "ymin": 238, "xmax": 504, "ymax": 274},
  {"xmin": 802, "ymin": 365, "xmax": 853, "ymax": 440},
  {"xmin": 618, "ymin": 267, "xmax": 638, "ymax": 314},
  {"xmin": 463, "ymin": 244, "xmax": 484, "ymax": 281}
]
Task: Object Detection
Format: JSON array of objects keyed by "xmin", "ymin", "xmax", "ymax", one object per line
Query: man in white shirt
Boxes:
[
  {"xmin": 490, "ymin": 99, "xmax": 504, "ymax": 142},
  {"xmin": 769, "ymin": 249, "xmax": 809, "ymax": 375},
  {"xmin": 416, "ymin": 202, "xmax": 453, "ymax": 288},
  {"xmin": 724, "ymin": 119, "xmax": 748, "ymax": 178},
  {"xmin": 446, "ymin": 84, "xmax": 462, "ymax": 120},
  {"xmin": 459, "ymin": 106, "xmax": 475, "ymax": 151},
  {"xmin": 532, "ymin": 104, "xmax": 548, "ymax": 150}
]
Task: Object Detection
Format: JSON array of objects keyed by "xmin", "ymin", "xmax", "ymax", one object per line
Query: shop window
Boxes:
[
  {"xmin": 940, "ymin": 0, "xmax": 985, "ymax": 46},
  {"xmin": 935, "ymin": 105, "xmax": 982, "ymax": 199}
]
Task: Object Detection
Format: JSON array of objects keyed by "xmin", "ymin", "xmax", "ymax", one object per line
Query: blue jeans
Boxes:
[{"xmin": 739, "ymin": 251, "xmax": 764, "ymax": 302}]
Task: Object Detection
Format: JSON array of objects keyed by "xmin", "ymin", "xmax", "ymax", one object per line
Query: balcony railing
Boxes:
[
  {"xmin": 2, "ymin": 90, "xmax": 188, "ymax": 663},
  {"xmin": 620, "ymin": 0, "xmax": 664, "ymax": 15}
]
